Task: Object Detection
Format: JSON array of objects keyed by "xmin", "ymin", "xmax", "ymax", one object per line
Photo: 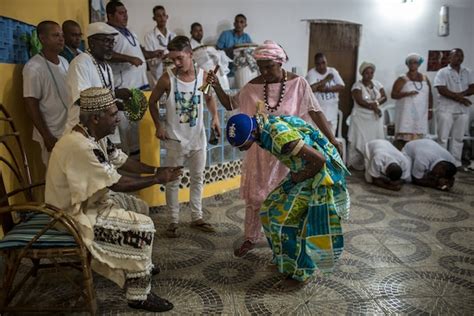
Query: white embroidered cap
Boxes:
[{"xmin": 87, "ymin": 22, "xmax": 118, "ymax": 38}]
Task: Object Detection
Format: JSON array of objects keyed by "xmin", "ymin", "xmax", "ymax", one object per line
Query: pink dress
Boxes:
[{"xmin": 232, "ymin": 76, "xmax": 321, "ymax": 242}]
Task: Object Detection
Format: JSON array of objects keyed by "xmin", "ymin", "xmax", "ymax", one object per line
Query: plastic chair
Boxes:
[
  {"xmin": 425, "ymin": 108, "xmax": 438, "ymax": 140},
  {"xmin": 381, "ymin": 103, "xmax": 396, "ymax": 141},
  {"xmin": 335, "ymin": 110, "xmax": 347, "ymax": 163}
]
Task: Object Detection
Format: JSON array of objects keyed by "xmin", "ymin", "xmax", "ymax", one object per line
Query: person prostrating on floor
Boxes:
[
  {"xmin": 402, "ymin": 138, "xmax": 457, "ymax": 191},
  {"xmin": 364, "ymin": 139, "xmax": 411, "ymax": 191}
]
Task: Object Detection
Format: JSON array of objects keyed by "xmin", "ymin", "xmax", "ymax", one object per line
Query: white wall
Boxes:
[{"xmin": 124, "ymin": 0, "xmax": 473, "ymax": 94}]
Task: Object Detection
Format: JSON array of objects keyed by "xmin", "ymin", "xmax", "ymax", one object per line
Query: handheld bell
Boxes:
[{"xmin": 198, "ymin": 65, "xmax": 220, "ymax": 95}]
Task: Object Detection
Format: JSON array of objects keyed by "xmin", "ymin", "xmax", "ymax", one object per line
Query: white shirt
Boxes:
[
  {"xmin": 190, "ymin": 38, "xmax": 202, "ymax": 49},
  {"xmin": 434, "ymin": 65, "xmax": 474, "ymax": 114},
  {"xmin": 110, "ymin": 27, "xmax": 149, "ymax": 89},
  {"xmin": 144, "ymin": 27, "xmax": 176, "ymax": 82},
  {"xmin": 45, "ymin": 131, "xmax": 127, "ymax": 210},
  {"xmin": 305, "ymin": 67, "xmax": 344, "ymax": 122},
  {"xmin": 65, "ymin": 52, "xmax": 115, "ymax": 132},
  {"xmin": 23, "ymin": 54, "xmax": 70, "ymax": 141},
  {"xmin": 364, "ymin": 139, "xmax": 411, "ymax": 183},
  {"xmin": 351, "ymin": 80, "xmax": 383, "ymax": 112},
  {"xmin": 163, "ymin": 67, "xmax": 207, "ymax": 152},
  {"xmin": 402, "ymin": 138, "xmax": 456, "ymax": 179}
]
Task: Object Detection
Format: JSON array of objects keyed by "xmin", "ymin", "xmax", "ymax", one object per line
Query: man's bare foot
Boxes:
[
  {"xmin": 234, "ymin": 240, "xmax": 255, "ymax": 257},
  {"xmin": 273, "ymin": 276, "xmax": 309, "ymax": 292}
]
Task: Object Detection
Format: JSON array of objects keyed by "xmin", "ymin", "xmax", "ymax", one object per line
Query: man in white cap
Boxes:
[
  {"xmin": 65, "ymin": 21, "xmax": 132, "ymax": 137},
  {"xmin": 46, "ymin": 87, "xmax": 182, "ymax": 312}
]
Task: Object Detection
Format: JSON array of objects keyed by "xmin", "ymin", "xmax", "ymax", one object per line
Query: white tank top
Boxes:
[{"xmin": 163, "ymin": 67, "xmax": 206, "ymax": 151}]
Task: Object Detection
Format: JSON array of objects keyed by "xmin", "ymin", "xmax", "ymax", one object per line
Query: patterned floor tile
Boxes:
[
  {"xmin": 375, "ymin": 296, "xmax": 456, "ymax": 315},
  {"xmin": 3, "ymin": 171, "xmax": 474, "ymax": 314}
]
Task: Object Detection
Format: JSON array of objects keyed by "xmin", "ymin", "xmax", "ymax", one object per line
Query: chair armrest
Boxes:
[{"xmin": 0, "ymin": 181, "xmax": 45, "ymax": 205}]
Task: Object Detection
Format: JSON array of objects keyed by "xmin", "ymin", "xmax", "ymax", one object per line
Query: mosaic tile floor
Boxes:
[{"xmin": 3, "ymin": 171, "xmax": 474, "ymax": 315}]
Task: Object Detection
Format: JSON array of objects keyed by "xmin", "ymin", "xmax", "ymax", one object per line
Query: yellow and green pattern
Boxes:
[{"xmin": 258, "ymin": 115, "xmax": 350, "ymax": 281}]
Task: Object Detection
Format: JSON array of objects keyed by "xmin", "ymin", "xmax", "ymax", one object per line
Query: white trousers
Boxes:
[
  {"xmin": 163, "ymin": 148, "xmax": 206, "ymax": 224},
  {"xmin": 437, "ymin": 111, "xmax": 468, "ymax": 166}
]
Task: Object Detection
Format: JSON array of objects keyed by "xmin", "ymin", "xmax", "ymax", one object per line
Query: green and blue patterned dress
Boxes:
[{"xmin": 257, "ymin": 114, "xmax": 350, "ymax": 281}]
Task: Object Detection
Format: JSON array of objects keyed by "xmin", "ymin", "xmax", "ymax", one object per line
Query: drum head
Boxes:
[
  {"xmin": 192, "ymin": 45, "xmax": 215, "ymax": 52},
  {"xmin": 233, "ymin": 43, "xmax": 257, "ymax": 49}
]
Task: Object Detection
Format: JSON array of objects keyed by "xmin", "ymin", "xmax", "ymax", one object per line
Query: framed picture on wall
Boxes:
[
  {"xmin": 90, "ymin": 0, "xmax": 107, "ymax": 23},
  {"xmin": 427, "ymin": 50, "xmax": 450, "ymax": 72}
]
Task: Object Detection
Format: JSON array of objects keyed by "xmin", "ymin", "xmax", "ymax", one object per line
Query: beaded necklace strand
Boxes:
[{"xmin": 263, "ymin": 69, "xmax": 287, "ymax": 113}]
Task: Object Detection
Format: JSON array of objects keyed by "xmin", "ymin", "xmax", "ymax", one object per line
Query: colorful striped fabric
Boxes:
[
  {"xmin": 0, "ymin": 213, "xmax": 77, "ymax": 249},
  {"xmin": 258, "ymin": 114, "xmax": 350, "ymax": 281}
]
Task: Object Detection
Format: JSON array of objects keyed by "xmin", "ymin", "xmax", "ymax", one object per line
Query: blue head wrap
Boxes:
[{"xmin": 226, "ymin": 113, "xmax": 258, "ymax": 147}]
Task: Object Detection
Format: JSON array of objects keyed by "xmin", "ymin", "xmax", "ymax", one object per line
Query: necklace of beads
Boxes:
[
  {"xmin": 412, "ymin": 80, "xmax": 423, "ymax": 91},
  {"xmin": 263, "ymin": 69, "xmax": 287, "ymax": 113},
  {"xmin": 363, "ymin": 81, "xmax": 377, "ymax": 101},
  {"xmin": 111, "ymin": 25, "xmax": 137, "ymax": 47},
  {"xmin": 174, "ymin": 63, "xmax": 198, "ymax": 104},
  {"xmin": 39, "ymin": 52, "xmax": 68, "ymax": 111},
  {"xmin": 86, "ymin": 50, "xmax": 112, "ymax": 90},
  {"xmin": 449, "ymin": 68, "xmax": 466, "ymax": 85}
]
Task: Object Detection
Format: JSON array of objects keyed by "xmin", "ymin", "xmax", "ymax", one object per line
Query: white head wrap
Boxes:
[{"xmin": 359, "ymin": 61, "xmax": 376, "ymax": 75}]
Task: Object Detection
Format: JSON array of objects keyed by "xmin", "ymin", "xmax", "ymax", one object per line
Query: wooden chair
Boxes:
[{"xmin": 0, "ymin": 104, "xmax": 96, "ymax": 314}]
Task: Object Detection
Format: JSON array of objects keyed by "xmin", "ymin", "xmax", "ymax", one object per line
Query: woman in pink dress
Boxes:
[{"xmin": 208, "ymin": 40, "xmax": 341, "ymax": 256}]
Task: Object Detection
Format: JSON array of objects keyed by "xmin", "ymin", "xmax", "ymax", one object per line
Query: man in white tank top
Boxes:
[{"xmin": 149, "ymin": 36, "xmax": 221, "ymax": 237}]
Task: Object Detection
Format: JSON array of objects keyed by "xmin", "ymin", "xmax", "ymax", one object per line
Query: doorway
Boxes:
[{"xmin": 307, "ymin": 20, "xmax": 361, "ymax": 136}]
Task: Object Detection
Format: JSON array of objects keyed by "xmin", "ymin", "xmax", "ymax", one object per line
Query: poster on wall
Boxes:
[
  {"xmin": 90, "ymin": 0, "xmax": 107, "ymax": 22},
  {"xmin": 427, "ymin": 50, "xmax": 450, "ymax": 72}
]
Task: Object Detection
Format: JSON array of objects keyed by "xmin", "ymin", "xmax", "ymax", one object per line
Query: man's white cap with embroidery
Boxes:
[{"xmin": 87, "ymin": 22, "xmax": 119, "ymax": 38}]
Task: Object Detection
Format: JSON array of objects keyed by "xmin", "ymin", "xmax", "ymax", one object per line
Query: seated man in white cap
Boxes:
[
  {"xmin": 402, "ymin": 138, "xmax": 457, "ymax": 191},
  {"xmin": 364, "ymin": 139, "xmax": 411, "ymax": 191},
  {"xmin": 46, "ymin": 87, "xmax": 183, "ymax": 312}
]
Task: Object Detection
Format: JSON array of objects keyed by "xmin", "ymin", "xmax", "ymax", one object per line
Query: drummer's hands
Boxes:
[
  {"xmin": 128, "ymin": 56, "xmax": 143, "ymax": 67},
  {"xmin": 153, "ymin": 50, "xmax": 165, "ymax": 59},
  {"xmin": 206, "ymin": 71, "xmax": 221, "ymax": 88},
  {"xmin": 114, "ymin": 88, "xmax": 132, "ymax": 111}
]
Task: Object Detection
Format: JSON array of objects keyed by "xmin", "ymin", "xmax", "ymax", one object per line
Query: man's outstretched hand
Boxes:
[{"xmin": 154, "ymin": 166, "xmax": 184, "ymax": 184}]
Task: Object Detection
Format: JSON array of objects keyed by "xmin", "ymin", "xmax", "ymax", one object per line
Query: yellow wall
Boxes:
[
  {"xmin": 0, "ymin": 0, "xmax": 89, "ymax": 185},
  {"xmin": 0, "ymin": 0, "xmax": 89, "ymax": 237}
]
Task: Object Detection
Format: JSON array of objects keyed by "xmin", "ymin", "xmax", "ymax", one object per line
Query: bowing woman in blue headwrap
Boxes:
[{"xmin": 226, "ymin": 107, "xmax": 350, "ymax": 291}]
